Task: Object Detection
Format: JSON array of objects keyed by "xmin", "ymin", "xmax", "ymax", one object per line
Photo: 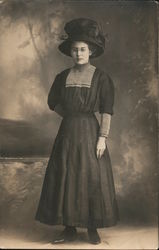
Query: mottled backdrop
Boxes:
[{"xmin": 0, "ymin": 0, "xmax": 158, "ymax": 232}]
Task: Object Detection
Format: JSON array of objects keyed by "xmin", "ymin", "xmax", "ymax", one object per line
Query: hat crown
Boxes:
[{"xmin": 65, "ymin": 18, "xmax": 99, "ymax": 36}]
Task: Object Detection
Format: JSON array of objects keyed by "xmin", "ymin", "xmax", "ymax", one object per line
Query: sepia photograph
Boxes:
[{"xmin": 0, "ymin": 0, "xmax": 158, "ymax": 249}]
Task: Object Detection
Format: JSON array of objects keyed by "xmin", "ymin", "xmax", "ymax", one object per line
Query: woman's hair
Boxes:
[
  {"xmin": 87, "ymin": 42, "xmax": 97, "ymax": 56},
  {"xmin": 70, "ymin": 41, "xmax": 97, "ymax": 57}
]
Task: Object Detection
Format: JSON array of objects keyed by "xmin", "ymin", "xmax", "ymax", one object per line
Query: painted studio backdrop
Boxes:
[{"xmin": 0, "ymin": 0, "xmax": 158, "ymax": 236}]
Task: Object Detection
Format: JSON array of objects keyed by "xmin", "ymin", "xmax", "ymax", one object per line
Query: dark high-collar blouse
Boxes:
[{"xmin": 48, "ymin": 67, "xmax": 115, "ymax": 116}]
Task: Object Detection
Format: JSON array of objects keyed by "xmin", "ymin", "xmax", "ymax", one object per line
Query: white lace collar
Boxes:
[{"xmin": 66, "ymin": 64, "xmax": 96, "ymax": 88}]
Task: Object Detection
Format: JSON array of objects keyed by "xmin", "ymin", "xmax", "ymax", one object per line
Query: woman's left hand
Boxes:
[{"xmin": 96, "ymin": 136, "xmax": 106, "ymax": 159}]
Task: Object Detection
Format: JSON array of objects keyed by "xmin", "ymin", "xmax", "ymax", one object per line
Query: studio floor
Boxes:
[{"xmin": 0, "ymin": 223, "xmax": 158, "ymax": 249}]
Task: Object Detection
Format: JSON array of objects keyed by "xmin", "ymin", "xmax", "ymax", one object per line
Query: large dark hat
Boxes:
[{"xmin": 58, "ymin": 18, "xmax": 105, "ymax": 58}]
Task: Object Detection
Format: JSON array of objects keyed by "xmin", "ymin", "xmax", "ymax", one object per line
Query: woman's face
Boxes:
[{"xmin": 70, "ymin": 41, "xmax": 92, "ymax": 65}]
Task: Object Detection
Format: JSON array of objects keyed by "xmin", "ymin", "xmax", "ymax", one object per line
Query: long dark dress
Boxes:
[{"xmin": 35, "ymin": 67, "xmax": 119, "ymax": 228}]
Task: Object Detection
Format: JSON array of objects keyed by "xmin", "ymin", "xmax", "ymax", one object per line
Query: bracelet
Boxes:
[{"xmin": 99, "ymin": 133, "xmax": 108, "ymax": 139}]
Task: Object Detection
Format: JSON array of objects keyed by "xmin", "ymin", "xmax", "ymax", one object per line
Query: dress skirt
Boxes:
[{"xmin": 35, "ymin": 68, "xmax": 119, "ymax": 228}]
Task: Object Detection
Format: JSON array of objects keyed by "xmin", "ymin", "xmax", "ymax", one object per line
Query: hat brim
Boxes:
[{"xmin": 58, "ymin": 38, "xmax": 104, "ymax": 58}]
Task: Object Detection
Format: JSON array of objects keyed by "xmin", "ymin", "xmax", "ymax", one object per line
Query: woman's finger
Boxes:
[
  {"xmin": 97, "ymin": 149, "xmax": 101, "ymax": 159},
  {"xmin": 97, "ymin": 148, "xmax": 102, "ymax": 159},
  {"xmin": 96, "ymin": 148, "xmax": 99, "ymax": 158},
  {"xmin": 99, "ymin": 149, "xmax": 103, "ymax": 158},
  {"xmin": 97, "ymin": 147, "xmax": 106, "ymax": 159},
  {"xmin": 99, "ymin": 149, "xmax": 105, "ymax": 158}
]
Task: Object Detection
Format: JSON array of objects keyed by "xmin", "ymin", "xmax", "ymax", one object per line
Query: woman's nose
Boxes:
[{"xmin": 76, "ymin": 50, "xmax": 81, "ymax": 56}]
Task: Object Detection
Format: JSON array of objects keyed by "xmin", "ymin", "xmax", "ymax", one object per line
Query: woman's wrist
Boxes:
[
  {"xmin": 98, "ymin": 135, "xmax": 108, "ymax": 142},
  {"xmin": 98, "ymin": 134, "xmax": 108, "ymax": 139}
]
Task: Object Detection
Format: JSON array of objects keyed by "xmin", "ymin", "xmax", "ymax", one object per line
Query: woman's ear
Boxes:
[{"xmin": 89, "ymin": 50, "xmax": 92, "ymax": 56}]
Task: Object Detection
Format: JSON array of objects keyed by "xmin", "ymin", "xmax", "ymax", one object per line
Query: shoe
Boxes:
[
  {"xmin": 88, "ymin": 228, "xmax": 101, "ymax": 244},
  {"xmin": 52, "ymin": 226, "xmax": 77, "ymax": 244}
]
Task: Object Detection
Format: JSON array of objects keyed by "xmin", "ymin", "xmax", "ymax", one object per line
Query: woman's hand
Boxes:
[{"xmin": 96, "ymin": 136, "xmax": 106, "ymax": 159}]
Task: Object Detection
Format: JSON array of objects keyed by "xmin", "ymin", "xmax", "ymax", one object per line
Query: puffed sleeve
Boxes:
[
  {"xmin": 99, "ymin": 72, "xmax": 115, "ymax": 115},
  {"xmin": 47, "ymin": 74, "xmax": 61, "ymax": 111}
]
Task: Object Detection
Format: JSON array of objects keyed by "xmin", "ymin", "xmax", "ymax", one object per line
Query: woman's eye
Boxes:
[{"xmin": 71, "ymin": 48, "xmax": 86, "ymax": 53}]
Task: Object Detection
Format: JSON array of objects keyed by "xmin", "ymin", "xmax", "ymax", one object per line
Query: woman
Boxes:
[{"xmin": 35, "ymin": 18, "xmax": 119, "ymax": 244}]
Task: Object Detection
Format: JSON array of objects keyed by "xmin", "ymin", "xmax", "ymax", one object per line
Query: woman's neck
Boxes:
[{"xmin": 73, "ymin": 62, "xmax": 91, "ymax": 72}]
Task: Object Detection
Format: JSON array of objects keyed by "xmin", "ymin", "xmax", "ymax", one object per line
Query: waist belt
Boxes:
[{"xmin": 64, "ymin": 112, "xmax": 95, "ymax": 117}]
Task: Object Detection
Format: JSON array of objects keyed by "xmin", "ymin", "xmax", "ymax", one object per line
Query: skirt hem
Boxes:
[{"xmin": 35, "ymin": 216, "xmax": 119, "ymax": 228}]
